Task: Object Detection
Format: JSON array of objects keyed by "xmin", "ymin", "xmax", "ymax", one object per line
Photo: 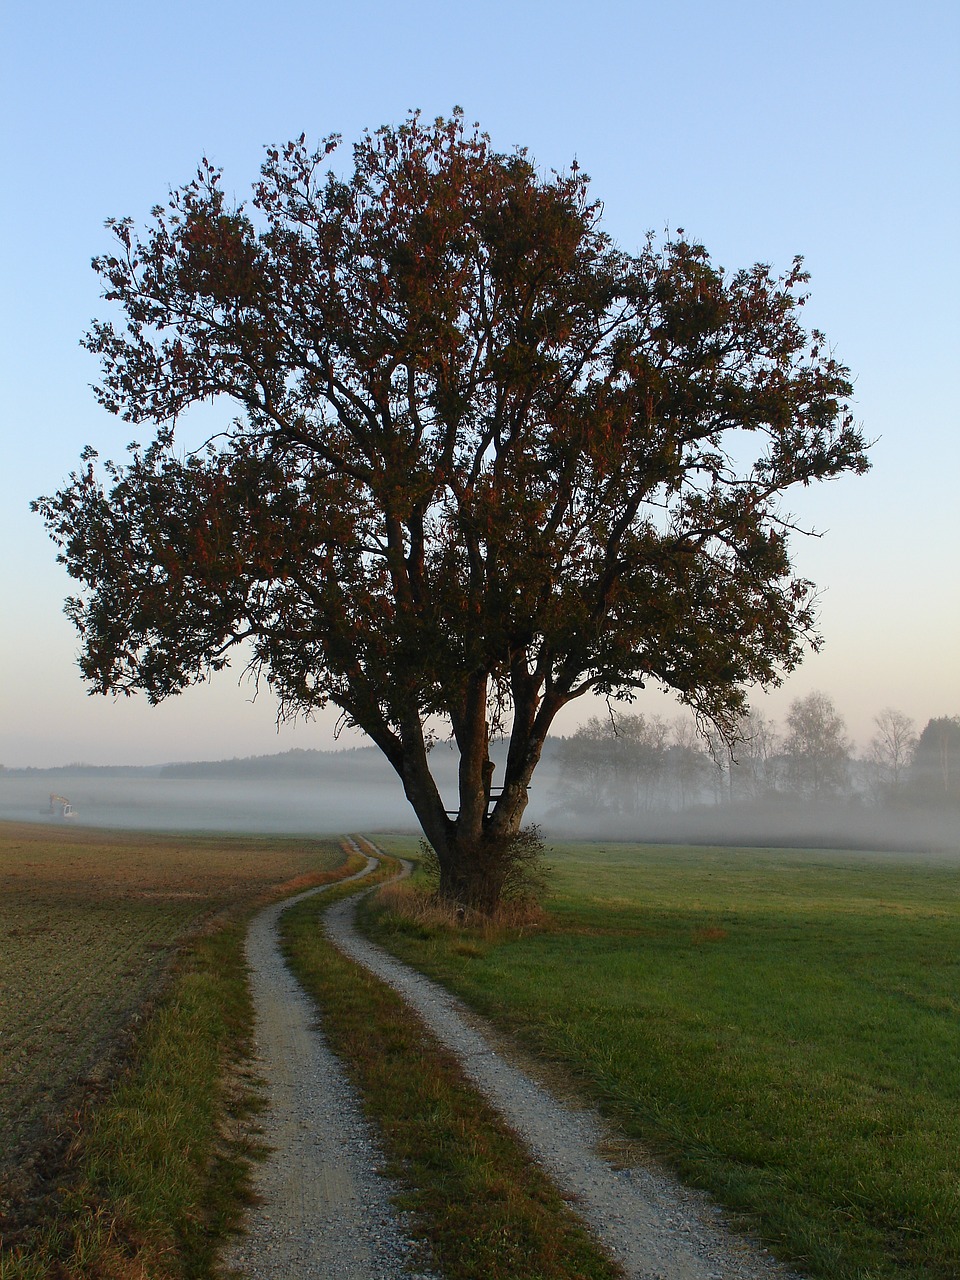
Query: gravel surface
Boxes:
[
  {"xmin": 325, "ymin": 850, "xmax": 807, "ymax": 1280},
  {"xmin": 223, "ymin": 857, "xmax": 434, "ymax": 1280}
]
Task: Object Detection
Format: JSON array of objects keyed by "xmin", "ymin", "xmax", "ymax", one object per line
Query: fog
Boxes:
[
  {"xmin": 1, "ymin": 743, "xmax": 956, "ymax": 860},
  {"xmin": 549, "ymin": 799, "xmax": 960, "ymax": 859},
  {"xmin": 0, "ymin": 772, "xmax": 414, "ymax": 836},
  {"xmin": 0, "ymin": 744, "xmax": 560, "ymax": 838}
]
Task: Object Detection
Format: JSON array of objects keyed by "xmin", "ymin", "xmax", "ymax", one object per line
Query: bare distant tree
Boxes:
[
  {"xmin": 699, "ymin": 708, "xmax": 777, "ymax": 804},
  {"xmin": 869, "ymin": 708, "xmax": 917, "ymax": 802},
  {"xmin": 701, "ymin": 723, "xmax": 733, "ymax": 804},
  {"xmin": 783, "ymin": 691, "xmax": 851, "ymax": 802},
  {"xmin": 669, "ymin": 716, "xmax": 710, "ymax": 810},
  {"xmin": 731, "ymin": 707, "xmax": 781, "ymax": 800}
]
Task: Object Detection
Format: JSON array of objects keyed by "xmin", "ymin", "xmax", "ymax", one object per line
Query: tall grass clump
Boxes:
[
  {"xmin": 407, "ymin": 826, "xmax": 551, "ymax": 922},
  {"xmin": 376, "ymin": 875, "xmax": 547, "ymax": 938}
]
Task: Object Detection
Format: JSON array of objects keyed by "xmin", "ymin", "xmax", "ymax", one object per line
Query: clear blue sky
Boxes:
[{"xmin": 1, "ymin": 0, "xmax": 957, "ymax": 766}]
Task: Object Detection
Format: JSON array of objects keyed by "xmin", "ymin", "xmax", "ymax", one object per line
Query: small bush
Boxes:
[{"xmin": 414, "ymin": 827, "xmax": 551, "ymax": 918}]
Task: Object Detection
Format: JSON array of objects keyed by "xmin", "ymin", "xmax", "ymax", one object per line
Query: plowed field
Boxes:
[{"xmin": 0, "ymin": 821, "xmax": 341, "ymax": 1209}]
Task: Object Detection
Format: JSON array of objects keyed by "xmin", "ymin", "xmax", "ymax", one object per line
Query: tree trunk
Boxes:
[
  {"xmin": 366, "ymin": 678, "xmax": 564, "ymax": 916},
  {"xmin": 403, "ymin": 736, "xmax": 540, "ymax": 914},
  {"xmin": 435, "ymin": 828, "xmax": 520, "ymax": 915}
]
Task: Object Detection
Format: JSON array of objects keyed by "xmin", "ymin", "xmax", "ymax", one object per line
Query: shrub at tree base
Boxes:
[
  {"xmin": 417, "ymin": 828, "xmax": 550, "ymax": 917},
  {"xmin": 34, "ymin": 111, "xmax": 868, "ymax": 912}
]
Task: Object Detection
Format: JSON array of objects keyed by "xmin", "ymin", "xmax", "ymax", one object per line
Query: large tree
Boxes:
[{"xmin": 35, "ymin": 112, "xmax": 869, "ymax": 909}]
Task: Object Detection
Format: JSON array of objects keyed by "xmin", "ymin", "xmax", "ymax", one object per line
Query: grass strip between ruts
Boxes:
[
  {"xmin": 0, "ymin": 852, "xmax": 363, "ymax": 1280},
  {"xmin": 281, "ymin": 850, "xmax": 625, "ymax": 1280}
]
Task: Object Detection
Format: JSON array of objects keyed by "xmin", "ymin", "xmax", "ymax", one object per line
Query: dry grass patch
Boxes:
[{"xmin": 375, "ymin": 877, "xmax": 546, "ymax": 938}]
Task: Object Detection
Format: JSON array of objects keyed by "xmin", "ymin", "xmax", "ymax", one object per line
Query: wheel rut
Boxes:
[{"xmin": 223, "ymin": 856, "xmax": 430, "ymax": 1280}]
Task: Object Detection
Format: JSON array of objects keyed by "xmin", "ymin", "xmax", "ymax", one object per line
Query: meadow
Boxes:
[
  {"xmin": 363, "ymin": 837, "xmax": 960, "ymax": 1280},
  {"xmin": 0, "ymin": 819, "xmax": 345, "ymax": 1269}
]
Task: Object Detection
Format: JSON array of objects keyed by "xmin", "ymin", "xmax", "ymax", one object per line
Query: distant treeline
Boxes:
[
  {"xmin": 0, "ymin": 748, "xmax": 385, "ymax": 781},
  {"xmin": 550, "ymin": 699, "xmax": 960, "ymax": 818},
  {"xmin": 1, "ymin": 740, "xmax": 561, "ymax": 784},
  {"xmin": 158, "ymin": 746, "xmax": 392, "ymax": 781},
  {"xmin": 0, "ymin": 763, "xmax": 162, "ymax": 777}
]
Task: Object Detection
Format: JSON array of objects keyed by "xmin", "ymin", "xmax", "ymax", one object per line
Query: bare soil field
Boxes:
[{"xmin": 0, "ymin": 820, "xmax": 340, "ymax": 1225}]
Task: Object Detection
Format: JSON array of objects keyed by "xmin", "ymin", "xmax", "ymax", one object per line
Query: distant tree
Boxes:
[
  {"xmin": 555, "ymin": 712, "xmax": 669, "ymax": 814},
  {"xmin": 868, "ymin": 707, "xmax": 917, "ymax": 803},
  {"xmin": 701, "ymin": 723, "xmax": 734, "ymax": 804},
  {"xmin": 783, "ymin": 691, "xmax": 851, "ymax": 801},
  {"xmin": 729, "ymin": 707, "xmax": 781, "ymax": 801},
  {"xmin": 34, "ymin": 111, "xmax": 868, "ymax": 912},
  {"xmin": 555, "ymin": 717, "xmax": 614, "ymax": 812},
  {"xmin": 668, "ymin": 715, "xmax": 711, "ymax": 810},
  {"xmin": 909, "ymin": 716, "xmax": 960, "ymax": 806}
]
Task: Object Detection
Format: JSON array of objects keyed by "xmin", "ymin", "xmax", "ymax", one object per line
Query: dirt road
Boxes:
[
  {"xmin": 223, "ymin": 859, "xmax": 432, "ymax": 1279},
  {"xmin": 227, "ymin": 848, "xmax": 803, "ymax": 1280}
]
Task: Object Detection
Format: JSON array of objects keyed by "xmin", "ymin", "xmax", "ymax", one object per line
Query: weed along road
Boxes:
[{"xmin": 229, "ymin": 840, "xmax": 803, "ymax": 1280}]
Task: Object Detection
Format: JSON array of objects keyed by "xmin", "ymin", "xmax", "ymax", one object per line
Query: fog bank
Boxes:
[
  {"xmin": 2, "ymin": 743, "xmax": 955, "ymax": 857},
  {"xmin": 548, "ymin": 800, "xmax": 960, "ymax": 858}
]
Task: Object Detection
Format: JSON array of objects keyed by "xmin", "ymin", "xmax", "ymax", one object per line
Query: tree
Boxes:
[
  {"xmin": 554, "ymin": 717, "xmax": 616, "ymax": 813},
  {"xmin": 555, "ymin": 713, "xmax": 670, "ymax": 814},
  {"xmin": 727, "ymin": 707, "xmax": 781, "ymax": 802},
  {"xmin": 782, "ymin": 691, "xmax": 851, "ymax": 801},
  {"xmin": 868, "ymin": 707, "xmax": 917, "ymax": 803},
  {"xmin": 34, "ymin": 111, "xmax": 869, "ymax": 911},
  {"xmin": 666, "ymin": 715, "xmax": 711, "ymax": 811},
  {"xmin": 910, "ymin": 716, "xmax": 960, "ymax": 805}
]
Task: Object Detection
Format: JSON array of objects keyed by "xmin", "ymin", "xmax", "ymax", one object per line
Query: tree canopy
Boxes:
[{"xmin": 35, "ymin": 111, "xmax": 869, "ymax": 908}]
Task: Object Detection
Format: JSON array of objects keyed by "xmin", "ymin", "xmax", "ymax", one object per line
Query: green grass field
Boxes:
[{"xmin": 363, "ymin": 837, "xmax": 960, "ymax": 1280}]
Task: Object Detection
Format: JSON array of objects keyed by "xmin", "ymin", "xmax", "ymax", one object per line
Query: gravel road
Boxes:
[
  {"xmin": 223, "ymin": 858, "xmax": 433, "ymax": 1280},
  {"xmin": 227, "ymin": 847, "xmax": 806, "ymax": 1280}
]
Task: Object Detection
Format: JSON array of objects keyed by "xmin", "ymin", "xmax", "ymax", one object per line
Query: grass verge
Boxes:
[
  {"xmin": 0, "ymin": 848, "xmax": 360, "ymax": 1280},
  {"xmin": 362, "ymin": 837, "xmax": 960, "ymax": 1280},
  {"xmin": 281, "ymin": 844, "xmax": 624, "ymax": 1280},
  {"xmin": 1, "ymin": 917, "xmax": 255, "ymax": 1280}
]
